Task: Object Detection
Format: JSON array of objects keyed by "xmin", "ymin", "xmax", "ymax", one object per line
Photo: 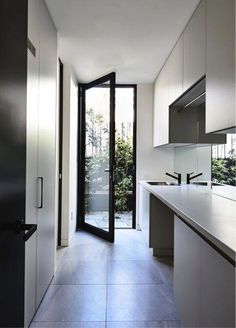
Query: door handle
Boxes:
[
  {"xmin": 0, "ymin": 220, "xmax": 37, "ymax": 242},
  {"xmin": 37, "ymin": 177, "xmax": 43, "ymax": 208},
  {"xmin": 104, "ymin": 168, "xmax": 115, "ymax": 181},
  {"xmin": 15, "ymin": 219, "xmax": 37, "ymax": 242}
]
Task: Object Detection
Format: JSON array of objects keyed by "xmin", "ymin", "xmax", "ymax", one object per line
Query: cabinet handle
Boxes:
[{"xmin": 37, "ymin": 177, "xmax": 43, "ymax": 208}]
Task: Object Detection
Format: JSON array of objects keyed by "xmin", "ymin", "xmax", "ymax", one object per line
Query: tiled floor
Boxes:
[{"xmin": 31, "ymin": 230, "xmax": 181, "ymax": 328}]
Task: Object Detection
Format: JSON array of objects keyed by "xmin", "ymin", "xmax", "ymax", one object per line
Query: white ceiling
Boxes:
[{"xmin": 45, "ymin": 0, "xmax": 200, "ymax": 83}]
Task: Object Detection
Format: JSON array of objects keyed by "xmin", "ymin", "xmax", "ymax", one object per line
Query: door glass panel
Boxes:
[
  {"xmin": 115, "ymin": 87, "xmax": 134, "ymax": 228},
  {"xmin": 84, "ymin": 83, "xmax": 111, "ymax": 231}
]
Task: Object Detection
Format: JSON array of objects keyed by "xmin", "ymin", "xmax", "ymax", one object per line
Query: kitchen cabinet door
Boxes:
[
  {"xmin": 153, "ymin": 64, "xmax": 169, "ymax": 147},
  {"xmin": 36, "ymin": 0, "xmax": 57, "ymax": 307},
  {"xmin": 174, "ymin": 215, "xmax": 235, "ymax": 327},
  {"xmin": 183, "ymin": 0, "xmax": 206, "ymax": 92},
  {"xmin": 206, "ymin": 0, "xmax": 235, "ymax": 133},
  {"xmin": 200, "ymin": 240, "xmax": 235, "ymax": 327},
  {"xmin": 168, "ymin": 36, "xmax": 183, "ymax": 105},
  {"xmin": 25, "ymin": 0, "xmax": 40, "ymax": 325},
  {"xmin": 174, "ymin": 217, "xmax": 201, "ymax": 327}
]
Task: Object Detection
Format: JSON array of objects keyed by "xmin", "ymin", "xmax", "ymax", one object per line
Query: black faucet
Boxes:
[
  {"xmin": 166, "ymin": 172, "xmax": 181, "ymax": 185},
  {"xmin": 187, "ymin": 172, "xmax": 203, "ymax": 184}
]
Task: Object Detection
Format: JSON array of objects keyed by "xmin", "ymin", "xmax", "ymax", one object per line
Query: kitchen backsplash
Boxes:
[
  {"xmin": 174, "ymin": 135, "xmax": 236, "ymax": 189},
  {"xmin": 174, "ymin": 145, "xmax": 212, "ymax": 182}
]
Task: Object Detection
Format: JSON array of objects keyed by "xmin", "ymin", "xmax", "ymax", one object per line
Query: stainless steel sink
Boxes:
[
  {"xmin": 147, "ymin": 181, "xmax": 178, "ymax": 186},
  {"xmin": 192, "ymin": 181, "xmax": 223, "ymax": 186}
]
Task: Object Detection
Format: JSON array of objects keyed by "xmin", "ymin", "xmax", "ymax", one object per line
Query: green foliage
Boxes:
[
  {"xmin": 85, "ymin": 154, "xmax": 109, "ymax": 192},
  {"xmin": 114, "ymin": 136, "xmax": 133, "ymax": 212},
  {"xmin": 86, "ymin": 108, "xmax": 108, "ymax": 154},
  {"xmin": 85, "ymin": 135, "xmax": 133, "ymax": 212},
  {"xmin": 212, "ymin": 157, "xmax": 236, "ymax": 186},
  {"xmin": 85, "ymin": 107, "xmax": 133, "ymax": 213}
]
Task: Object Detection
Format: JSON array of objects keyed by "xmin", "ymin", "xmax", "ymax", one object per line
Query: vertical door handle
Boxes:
[{"xmin": 37, "ymin": 177, "xmax": 43, "ymax": 208}]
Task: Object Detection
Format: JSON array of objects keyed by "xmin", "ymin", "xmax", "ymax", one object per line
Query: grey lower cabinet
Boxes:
[
  {"xmin": 139, "ymin": 186, "xmax": 174, "ymax": 256},
  {"xmin": 200, "ymin": 241, "xmax": 235, "ymax": 327},
  {"xmin": 149, "ymin": 194, "xmax": 174, "ymax": 256},
  {"xmin": 174, "ymin": 215, "xmax": 236, "ymax": 327},
  {"xmin": 174, "ymin": 216, "xmax": 201, "ymax": 327}
]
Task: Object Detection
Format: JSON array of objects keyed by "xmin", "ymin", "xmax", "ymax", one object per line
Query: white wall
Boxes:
[
  {"xmin": 136, "ymin": 84, "xmax": 174, "ymax": 226},
  {"xmin": 69, "ymin": 71, "xmax": 78, "ymax": 238},
  {"xmin": 61, "ymin": 64, "xmax": 78, "ymax": 246}
]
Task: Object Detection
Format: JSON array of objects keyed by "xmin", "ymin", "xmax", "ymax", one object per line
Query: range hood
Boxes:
[{"xmin": 168, "ymin": 77, "xmax": 226, "ymax": 145}]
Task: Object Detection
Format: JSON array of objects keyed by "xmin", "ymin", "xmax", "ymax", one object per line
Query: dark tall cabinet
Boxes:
[{"xmin": 0, "ymin": 0, "xmax": 58, "ymax": 326}]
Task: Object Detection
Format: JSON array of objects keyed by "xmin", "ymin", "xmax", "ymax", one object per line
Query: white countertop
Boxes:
[{"xmin": 140, "ymin": 181, "xmax": 236, "ymax": 263}]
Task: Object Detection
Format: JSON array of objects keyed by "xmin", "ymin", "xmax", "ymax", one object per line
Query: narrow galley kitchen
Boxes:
[{"xmin": 0, "ymin": 0, "xmax": 236, "ymax": 327}]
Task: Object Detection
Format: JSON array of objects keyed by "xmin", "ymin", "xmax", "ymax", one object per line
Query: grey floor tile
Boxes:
[
  {"xmin": 30, "ymin": 322, "xmax": 105, "ymax": 328},
  {"xmin": 63, "ymin": 243, "xmax": 110, "ymax": 262},
  {"xmin": 107, "ymin": 284, "xmax": 179, "ymax": 321},
  {"xmin": 56, "ymin": 247, "xmax": 68, "ymax": 266},
  {"xmin": 106, "ymin": 321, "xmax": 182, "ymax": 328},
  {"xmin": 115, "ymin": 230, "xmax": 147, "ymax": 245},
  {"xmin": 32, "ymin": 231, "xmax": 180, "ymax": 326},
  {"xmin": 107, "ymin": 321, "xmax": 163, "ymax": 327},
  {"xmin": 161, "ymin": 321, "xmax": 182, "ymax": 328},
  {"xmin": 108, "ymin": 243, "xmax": 153, "ymax": 261},
  {"xmin": 52, "ymin": 260, "xmax": 108, "ymax": 285},
  {"xmin": 151, "ymin": 258, "xmax": 173, "ymax": 284},
  {"xmin": 34, "ymin": 285, "xmax": 106, "ymax": 322},
  {"xmin": 70, "ymin": 232, "xmax": 109, "ymax": 246},
  {"xmin": 108, "ymin": 260, "xmax": 164, "ymax": 284}
]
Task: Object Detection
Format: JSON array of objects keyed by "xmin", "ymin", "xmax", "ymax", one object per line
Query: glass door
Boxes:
[{"xmin": 79, "ymin": 73, "xmax": 115, "ymax": 242}]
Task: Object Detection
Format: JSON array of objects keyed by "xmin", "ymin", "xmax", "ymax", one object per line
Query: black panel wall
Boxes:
[{"xmin": 0, "ymin": 0, "xmax": 28, "ymax": 326}]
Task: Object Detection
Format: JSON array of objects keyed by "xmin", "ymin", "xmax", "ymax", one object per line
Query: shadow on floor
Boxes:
[{"xmin": 31, "ymin": 229, "xmax": 182, "ymax": 328}]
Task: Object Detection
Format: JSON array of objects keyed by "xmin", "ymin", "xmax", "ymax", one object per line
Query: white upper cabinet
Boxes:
[
  {"xmin": 153, "ymin": 36, "xmax": 183, "ymax": 147},
  {"xmin": 206, "ymin": 0, "xmax": 235, "ymax": 133},
  {"xmin": 183, "ymin": 0, "xmax": 206, "ymax": 92},
  {"xmin": 153, "ymin": 0, "xmax": 235, "ymax": 147},
  {"xmin": 153, "ymin": 63, "xmax": 169, "ymax": 147},
  {"xmin": 168, "ymin": 36, "xmax": 183, "ymax": 105}
]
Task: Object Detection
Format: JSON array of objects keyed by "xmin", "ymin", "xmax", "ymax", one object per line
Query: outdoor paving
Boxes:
[{"xmin": 85, "ymin": 211, "xmax": 133, "ymax": 228}]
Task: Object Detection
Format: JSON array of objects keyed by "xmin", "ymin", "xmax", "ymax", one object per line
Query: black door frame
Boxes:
[
  {"xmin": 57, "ymin": 59, "xmax": 63, "ymax": 246},
  {"xmin": 77, "ymin": 81, "xmax": 137, "ymax": 234},
  {"xmin": 77, "ymin": 72, "xmax": 116, "ymax": 242}
]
